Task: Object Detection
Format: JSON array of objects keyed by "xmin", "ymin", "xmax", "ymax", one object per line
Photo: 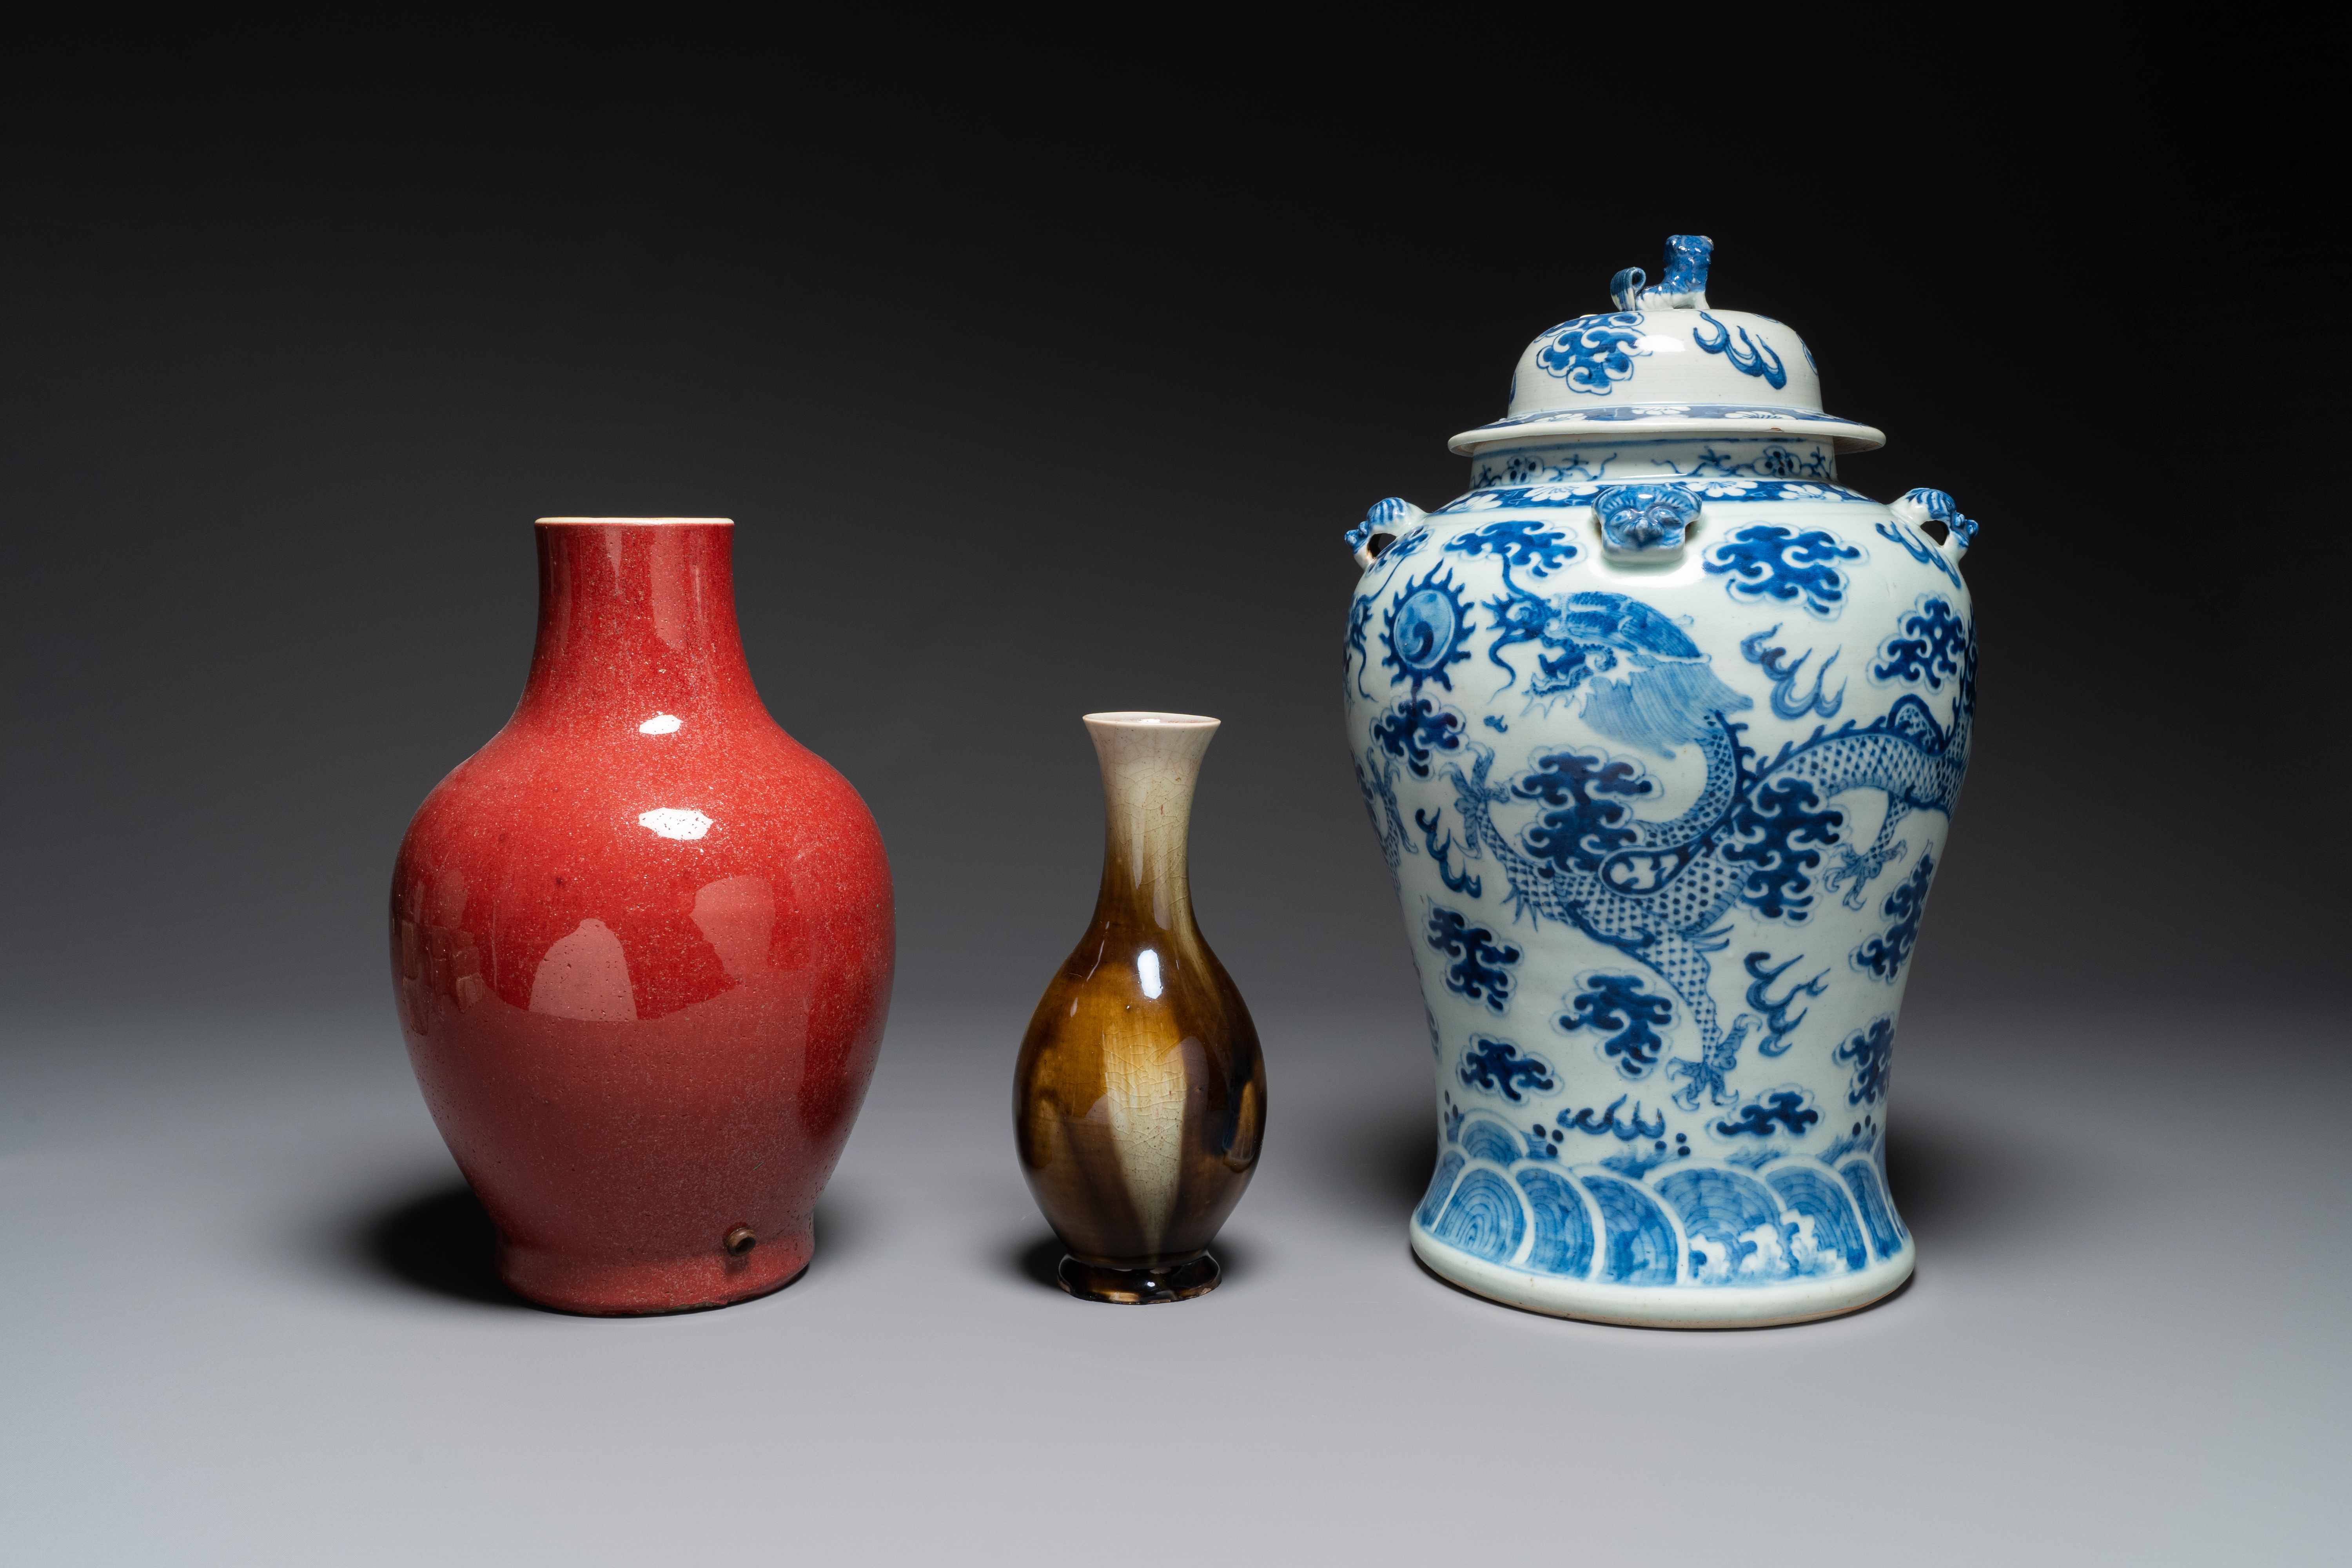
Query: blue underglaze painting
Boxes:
[
  {"xmin": 1835, "ymin": 1019, "xmax": 1896, "ymax": 1107},
  {"xmin": 1352, "ymin": 240, "xmax": 1967, "ymax": 1318},
  {"xmin": 1705, "ymin": 525, "xmax": 1866, "ymax": 619},
  {"xmin": 1445, "ymin": 478, "xmax": 1873, "ymax": 511},
  {"xmin": 1692, "ymin": 312, "xmax": 1788, "ymax": 389},
  {"xmin": 1459, "ymin": 1036, "xmax": 1555, "ymax": 1102},
  {"xmin": 1853, "ymin": 850, "xmax": 1936, "ymax": 981},
  {"xmin": 1381, "ymin": 565, "xmax": 1477, "ymax": 695},
  {"xmin": 1426, "ymin": 905, "xmax": 1522, "ymax": 1014},
  {"xmin": 1557, "ymin": 973, "xmax": 1676, "ymax": 1079},
  {"xmin": 1417, "ymin": 1108, "xmax": 1891, "ymax": 1286},
  {"xmin": 1533, "ymin": 311, "xmax": 1649, "ymax": 395}
]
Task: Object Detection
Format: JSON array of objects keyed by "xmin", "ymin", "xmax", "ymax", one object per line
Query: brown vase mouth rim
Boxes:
[
  {"xmin": 534, "ymin": 517, "xmax": 735, "ymax": 527},
  {"xmin": 1083, "ymin": 711, "xmax": 1220, "ymax": 729}
]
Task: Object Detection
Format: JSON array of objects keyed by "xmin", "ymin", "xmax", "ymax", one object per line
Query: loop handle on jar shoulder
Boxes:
[
  {"xmin": 1891, "ymin": 488, "xmax": 1979, "ymax": 566},
  {"xmin": 1347, "ymin": 497, "xmax": 1428, "ymax": 572}
]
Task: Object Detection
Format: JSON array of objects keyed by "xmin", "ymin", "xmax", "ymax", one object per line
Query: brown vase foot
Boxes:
[{"xmin": 1058, "ymin": 1253, "xmax": 1220, "ymax": 1304}]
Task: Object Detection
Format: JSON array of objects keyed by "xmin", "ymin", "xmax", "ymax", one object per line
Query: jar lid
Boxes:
[{"xmin": 1448, "ymin": 236, "xmax": 1886, "ymax": 457}]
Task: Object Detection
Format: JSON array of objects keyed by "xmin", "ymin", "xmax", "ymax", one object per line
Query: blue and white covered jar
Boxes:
[{"xmin": 1343, "ymin": 237, "xmax": 1976, "ymax": 1325}]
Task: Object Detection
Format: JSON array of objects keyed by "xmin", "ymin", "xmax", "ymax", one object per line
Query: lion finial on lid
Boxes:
[{"xmin": 1610, "ymin": 234, "xmax": 1714, "ymax": 312}]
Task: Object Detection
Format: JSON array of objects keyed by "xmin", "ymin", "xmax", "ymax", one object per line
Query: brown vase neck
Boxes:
[{"xmin": 1086, "ymin": 713, "xmax": 1217, "ymax": 936}]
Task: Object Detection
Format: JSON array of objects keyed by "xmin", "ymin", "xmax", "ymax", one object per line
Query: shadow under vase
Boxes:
[{"xmin": 349, "ymin": 1176, "xmax": 860, "ymax": 1315}]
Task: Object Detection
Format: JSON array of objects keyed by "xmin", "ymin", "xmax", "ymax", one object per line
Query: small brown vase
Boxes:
[{"xmin": 1012, "ymin": 712, "xmax": 1266, "ymax": 1303}]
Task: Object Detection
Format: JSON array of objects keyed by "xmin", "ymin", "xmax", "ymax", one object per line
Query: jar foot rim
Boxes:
[{"xmin": 1411, "ymin": 1223, "xmax": 1914, "ymax": 1329}]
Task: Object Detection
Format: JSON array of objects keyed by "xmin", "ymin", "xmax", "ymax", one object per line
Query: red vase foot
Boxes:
[{"xmin": 498, "ymin": 1223, "xmax": 815, "ymax": 1316}]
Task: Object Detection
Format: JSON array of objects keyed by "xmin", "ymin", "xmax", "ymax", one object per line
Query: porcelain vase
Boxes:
[
  {"xmin": 1012, "ymin": 713, "xmax": 1265, "ymax": 1303},
  {"xmin": 1343, "ymin": 238, "xmax": 1977, "ymax": 1326},
  {"xmin": 390, "ymin": 517, "xmax": 895, "ymax": 1315}
]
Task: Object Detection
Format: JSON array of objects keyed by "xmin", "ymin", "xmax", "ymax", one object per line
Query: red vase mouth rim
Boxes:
[{"xmin": 534, "ymin": 516, "xmax": 735, "ymax": 527}]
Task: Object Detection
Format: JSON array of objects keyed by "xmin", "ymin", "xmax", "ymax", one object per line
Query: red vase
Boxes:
[{"xmin": 390, "ymin": 518, "xmax": 894, "ymax": 1315}]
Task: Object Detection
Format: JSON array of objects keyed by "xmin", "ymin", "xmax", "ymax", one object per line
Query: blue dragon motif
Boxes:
[
  {"xmin": 1481, "ymin": 572, "xmax": 1578, "ymax": 696},
  {"xmin": 1459, "ymin": 1037, "xmax": 1556, "ymax": 1103},
  {"xmin": 1704, "ymin": 525, "xmax": 1866, "ymax": 619},
  {"xmin": 1835, "ymin": 1019, "xmax": 1896, "ymax": 1105},
  {"xmin": 1439, "ymin": 586, "xmax": 1971, "ymax": 1085},
  {"xmin": 1691, "ymin": 312, "xmax": 1788, "ymax": 388},
  {"xmin": 1740, "ymin": 625, "xmax": 1846, "ymax": 719},
  {"xmin": 1483, "ymin": 585, "xmax": 1752, "ymax": 753},
  {"xmin": 1533, "ymin": 310, "xmax": 1648, "ymax": 395},
  {"xmin": 1854, "ymin": 849, "xmax": 1936, "ymax": 982},
  {"xmin": 1670, "ymin": 1014, "xmax": 1751, "ymax": 1110},
  {"xmin": 1557, "ymin": 973, "xmax": 1676, "ymax": 1079},
  {"xmin": 1426, "ymin": 906, "xmax": 1521, "ymax": 1014}
]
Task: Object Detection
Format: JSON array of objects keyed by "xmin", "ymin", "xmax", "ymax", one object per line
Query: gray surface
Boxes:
[{"xmin": 2, "ymin": 1003, "xmax": 2342, "ymax": 1564}]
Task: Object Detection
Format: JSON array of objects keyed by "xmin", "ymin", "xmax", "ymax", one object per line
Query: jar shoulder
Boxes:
[
  {"xmin": 1347, "ymin": 498, "xmax": 1970, "ymax": 657},
  {"xmin": 1342, "ymin": 499, "xmax": 1977, "ymax": 759}
]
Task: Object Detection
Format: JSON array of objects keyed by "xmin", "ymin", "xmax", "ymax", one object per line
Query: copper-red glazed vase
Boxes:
[{"xmin": 389, "ymin": 517, "xmax": 894, "ymax": 1315}]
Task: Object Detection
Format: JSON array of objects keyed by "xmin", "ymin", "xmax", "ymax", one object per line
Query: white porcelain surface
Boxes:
[
  {"xmin": 1344, "ymin": 237, "xmax": 1976, "ymax": 1326},
  {"xmin": 1449, "ymin": 232, "xmax": 1886, "ymax": 456}
]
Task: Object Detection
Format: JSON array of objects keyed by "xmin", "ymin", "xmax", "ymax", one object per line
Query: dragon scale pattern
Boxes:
[{"xmin": 1446, "ymin": 690, "xmax": 1969, "ymax": 1056}]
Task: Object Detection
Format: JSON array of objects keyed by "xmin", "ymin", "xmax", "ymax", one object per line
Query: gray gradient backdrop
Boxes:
[
  {"xmin": 3, "ymin": 18, "xmax": 2343, "ymax": 1565},
  {"xmin": 4, "ymin": 26, "xmax": 2338, "ymax": 1022}
]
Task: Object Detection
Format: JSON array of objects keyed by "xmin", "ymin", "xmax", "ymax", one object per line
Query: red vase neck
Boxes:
[{"xmin": 515, "ymin": 519, "xmax": 765, "ymax": 728}]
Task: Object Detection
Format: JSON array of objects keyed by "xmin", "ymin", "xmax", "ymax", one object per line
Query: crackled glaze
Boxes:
[
  {"xmin": 390, "ymin": 519, "xmax": 894, "ymax": 1315},
  {"xmin": 1344, "ymin": 240, "xmax": 1976, "ymax": 1327}
]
